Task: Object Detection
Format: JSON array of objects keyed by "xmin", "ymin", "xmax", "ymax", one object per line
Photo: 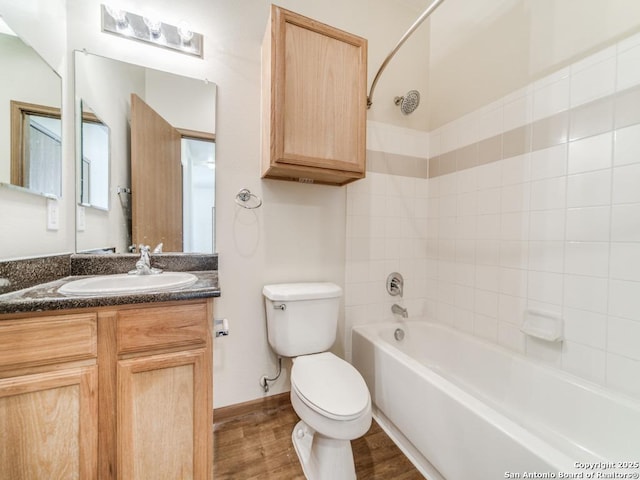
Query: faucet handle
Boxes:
[
  {"xmin": 138, "ymin": 244, "xmax": 150, "ymax": 253},
  {"xmin": 386, "ymin": 272, "xmax": 404, "ymax": 297}
]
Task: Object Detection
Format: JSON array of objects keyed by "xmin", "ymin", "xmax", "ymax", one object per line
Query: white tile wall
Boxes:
[
  {"xmin": 345, "ymin": 124, "xmax": 430, "ymax": 360},
  {"xmin": 614, "ymin": 124, "xmax": 640, "ymax": 166},
  {"xmin": 612, "ymin": 164, "xmax": 640, "ymax": 203},
  {"xmin": 533, "ymin": 72, "xmax": 570, "ymax": 121},
  {"xmin": 411, "ymin": 33, "xmax": 640, "ymax": 400},
  {"xmin": 570, "ymin": 55, "xmax": 616, "ymax": 107},
  {"xmin": 617, "ymin": 42, "xmax": 640, "ymax": 91},
  {"xmin": 346, "ymin": 33, "xmax": 640, "ymax": 400},
  {"xmin": 530, "ymin": 144, "xmax": 567, "ymax": 180},
  {"xmin": 567, "ymin": 132, "xmax": 613, "ymax": 174}
]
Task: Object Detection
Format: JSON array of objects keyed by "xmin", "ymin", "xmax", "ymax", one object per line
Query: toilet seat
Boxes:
[{"xmin": 291, "ymin": 352, "xmax": 370, "ymax": 421}]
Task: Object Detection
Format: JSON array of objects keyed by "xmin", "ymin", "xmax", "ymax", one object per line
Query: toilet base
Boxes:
[{"xmin": 291, "ymin": 420, "xmax": 357, "ymax": 480}]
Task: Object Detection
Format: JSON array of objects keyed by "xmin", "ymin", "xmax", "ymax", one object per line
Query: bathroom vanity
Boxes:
[{"xmin": 0, "ymin": 262, "xmax": 218, "ymax": 480}]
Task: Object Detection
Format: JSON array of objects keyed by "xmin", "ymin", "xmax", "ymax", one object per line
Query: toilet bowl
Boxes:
[
  {"xmin": 262, "ymin": 282, "xmax": 372, "ymax": 480},
  {"xmin": 290, "ymin": 352, "xmax": 372, "ymax": 480}
]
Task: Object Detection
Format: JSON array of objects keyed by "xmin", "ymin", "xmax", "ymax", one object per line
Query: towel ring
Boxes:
[{"xmin": 235, "ymin": 188, "xmax": 262, "ymax": 209}]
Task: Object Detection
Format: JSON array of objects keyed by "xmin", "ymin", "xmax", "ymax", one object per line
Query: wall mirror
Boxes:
[
  {"xmin": 0, "ymin": 17, "xmax": 62, "ymax": 198},
  {"xmin": 79, "ymin": 101, "xmax": 110, "ymax": 210},
  {"xmin": 74, "ymin": 51, "xmax": 216, "ymax": 254}
]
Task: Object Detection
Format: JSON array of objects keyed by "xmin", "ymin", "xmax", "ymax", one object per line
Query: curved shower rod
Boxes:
[{"xmin": 366, "ymin": 0, "xmax": 447, "ymax": 109}]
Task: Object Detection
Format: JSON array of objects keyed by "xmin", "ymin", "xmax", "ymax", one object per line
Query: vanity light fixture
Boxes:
[{"xmin": 101, "ymin": 4, "xmax": 203, "ymax": 58}]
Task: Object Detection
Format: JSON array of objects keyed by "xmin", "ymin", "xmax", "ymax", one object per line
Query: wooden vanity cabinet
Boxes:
[
  {"xmin": 111, "ymin": 301, "xmax": 213, "ymax": 480},
  {"xmin": 261, "ymin": 5, "xmax": 368, "ymax": 186},
  {"xmin": 0, "ymin": 298, "xmax": 213, "ymax": 480},
  {"xmin": 0, "ymin": 313, "xmax": 99, "ymax": 479}
]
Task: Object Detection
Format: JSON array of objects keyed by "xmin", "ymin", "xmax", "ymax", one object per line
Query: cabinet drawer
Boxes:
[
  {"xmin": 117, "ymin": 303, "xmax": 209, "ymax": 355},
  {"xmin": 0, "ymin": 314, "xmax": 97, "ymax": 369}
]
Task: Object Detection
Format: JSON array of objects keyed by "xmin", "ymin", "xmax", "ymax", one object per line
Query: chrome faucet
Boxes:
[
  {"xmin": 391, "ymin": 303, "xmax": 408, "ymax": 318},
  {"xmin": 129, "ymin": 244, "xmax": 162, "ymax": 275}
]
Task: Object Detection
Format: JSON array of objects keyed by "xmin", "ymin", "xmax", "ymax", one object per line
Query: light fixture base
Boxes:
[{"xmin": 101, "ymin": 4, "xmax": 203, "ymax": 58}]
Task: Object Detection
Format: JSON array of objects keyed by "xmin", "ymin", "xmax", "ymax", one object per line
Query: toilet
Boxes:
[{"xmin": 263, "ymin": 282, "xmax": 372, "ymax": 480}]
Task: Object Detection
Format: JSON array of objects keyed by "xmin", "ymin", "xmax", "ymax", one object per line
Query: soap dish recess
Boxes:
[{"xmin": 521, "ymin": 309, "xmax": 563, "ymax": 342}]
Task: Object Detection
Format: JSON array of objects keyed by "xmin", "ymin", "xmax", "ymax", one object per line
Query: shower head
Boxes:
[{"xmin": 394, "ymin": 90, "xmax": 420, "ymax": 115}]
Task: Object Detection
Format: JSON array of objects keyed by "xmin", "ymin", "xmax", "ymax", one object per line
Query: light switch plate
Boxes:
[
  {"xmin": 47, "ymin": 198, "xmax": 59, "ymax": 231},
  {"xmin": 77, "ymin": 205, "xmax": 86, "ymax": 231}
]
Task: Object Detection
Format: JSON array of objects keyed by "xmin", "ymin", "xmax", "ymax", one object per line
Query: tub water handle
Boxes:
[{"xmin": 387, "ymin": 272, "xmax": 404, "ymax": 297}]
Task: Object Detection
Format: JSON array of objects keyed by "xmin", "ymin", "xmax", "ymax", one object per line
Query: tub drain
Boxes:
[{"xmin": 394, "ymin": 328, "xmax": 405, "ymax": 341}]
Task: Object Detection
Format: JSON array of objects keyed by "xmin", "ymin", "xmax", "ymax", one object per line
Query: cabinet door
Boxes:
[
  {"xmin": 0, "ymin": 366, "xmax": 98, "ymax": 480},
  {"xmin": 117, "ymin": 349, "xmax": 211, "ymax": 480},
  {"xmin": 262, "ymin": 5, "xmax": 368, "ymax": 185}
]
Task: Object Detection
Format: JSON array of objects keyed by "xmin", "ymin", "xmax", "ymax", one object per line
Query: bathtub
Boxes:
[{"xmin": 352, "ymin": 321, "xmax": 640, "ymax": 480}]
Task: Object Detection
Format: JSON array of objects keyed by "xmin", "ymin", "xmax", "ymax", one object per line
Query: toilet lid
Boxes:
[{"xmin": 291, "ymin": 352, "xmax": 370, "ymax": 421}]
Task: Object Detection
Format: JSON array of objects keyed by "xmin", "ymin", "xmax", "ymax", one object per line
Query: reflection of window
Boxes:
[
  {"xmin": 80, "ymin": 108, "xmax": 109, "ymax": 210},
  {"xmin": 10, "ymin": 100, "xmax": 62, "ymax": 197},
  {"xmin": 81, "ymin": 157, "xmax": 90, "ymax": 205},
  {"xmin": 181, "ymin": 132, "xmax": 215, "ymax": 253}
]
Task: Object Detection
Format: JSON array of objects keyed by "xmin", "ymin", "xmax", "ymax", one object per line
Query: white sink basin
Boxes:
[{"xmin": 58, "ymin": 272, "xmax": 198, "ymax": 296}]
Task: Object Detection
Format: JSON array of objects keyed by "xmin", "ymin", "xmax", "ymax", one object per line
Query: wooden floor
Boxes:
[{"xmin": 213, "ymin": 395, "xmax": 425, "ymax": 479}]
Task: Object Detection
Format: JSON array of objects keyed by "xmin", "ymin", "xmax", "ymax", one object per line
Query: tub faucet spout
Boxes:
[{"xmin": 392, "ymin": 303, "xmax": 408, "ymax": 318}]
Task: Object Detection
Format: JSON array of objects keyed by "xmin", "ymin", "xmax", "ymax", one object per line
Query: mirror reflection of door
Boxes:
[
  {"xmin": 131, "ymin": 94, "xmax": 216, "ymax": 253},
  {"xmin": 131, "ymin": 93, "xmax": 183, "ymax": 252},
  {"xmin": 10, "ymin": 101, "xmax": 62, "ymax": 197}
]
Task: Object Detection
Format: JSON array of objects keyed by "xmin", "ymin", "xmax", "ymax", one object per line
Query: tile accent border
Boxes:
[
  {"xmin": 428, "ymin": 83, "xmax": 640, "ymax": 178},
  {"xmin": 366, "ymin": 149, "xmax": 428, "ymax": 178}
]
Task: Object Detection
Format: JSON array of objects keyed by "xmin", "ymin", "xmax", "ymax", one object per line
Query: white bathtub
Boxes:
[{"xmin": 352, "ymin": 321, "xmax": 640, "ymax": 480}]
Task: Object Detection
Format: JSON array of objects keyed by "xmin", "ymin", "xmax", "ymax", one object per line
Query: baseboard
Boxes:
[{"xmin": 213, "ymin": 391, "xmax": 291, "ymax": 424}]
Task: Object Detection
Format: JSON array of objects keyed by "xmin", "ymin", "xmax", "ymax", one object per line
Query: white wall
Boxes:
[
  {"xmin": 145, "ymin": 69, "xmax": 216, "ymax": 134},
  {"xmin": 427, "ymin": 0, "xmax": 640, "ymax": 129},
  {"xmin": 0, "ymin": 0, "xmax": 71, "ymax": 260},
  {"xmin": 63, "ymin": 0, "xmax": 426, "ymax": 407}
]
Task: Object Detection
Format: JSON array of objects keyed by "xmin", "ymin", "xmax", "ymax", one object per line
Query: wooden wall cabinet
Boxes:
[
  {"xmin": 0, "ymin": 299, "xmax": 213, "ymax": 480},
  {"xmin": 261, "ymin": 5, "xmax": 368, "ymax": 186}
]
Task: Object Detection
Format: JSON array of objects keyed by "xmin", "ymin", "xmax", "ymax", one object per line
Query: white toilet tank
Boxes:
[{"xmin": 263, "ymin": 282, "xmax": 342, "ymax": 357}]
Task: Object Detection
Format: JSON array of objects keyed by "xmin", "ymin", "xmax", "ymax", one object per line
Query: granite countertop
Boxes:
[{"xmin": 0, "ymin": 270, "xmax": 220, "ymax": 315}]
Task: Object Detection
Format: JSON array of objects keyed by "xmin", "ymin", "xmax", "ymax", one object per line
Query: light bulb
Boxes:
[
  {"xmin": 105, "ymin": 5, "xmax": 128, "ymax": 28},
  {"xmin": 143, "ymin": 15, "xmax": 162, "ymax": 38},
  {"xmin": 177, "ymin": 20, "xmax": 194, "ymax": 44}
]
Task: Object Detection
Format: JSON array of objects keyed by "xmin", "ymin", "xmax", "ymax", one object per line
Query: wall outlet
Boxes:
[
  {"xmin": 77, "ymin": 205, "xmax": 86, "ymax": 231},
  {"xmin": 47, "ymin": 198, "xmax": 59, "ymax": 231}
]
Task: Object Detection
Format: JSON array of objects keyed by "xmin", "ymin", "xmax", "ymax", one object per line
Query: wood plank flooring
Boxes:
[{"xmin": 213, "ymin": 394, "xmax": 425, "ymax": 479}]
